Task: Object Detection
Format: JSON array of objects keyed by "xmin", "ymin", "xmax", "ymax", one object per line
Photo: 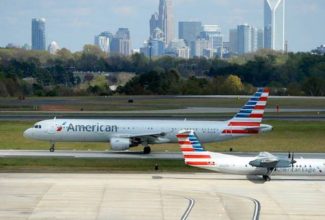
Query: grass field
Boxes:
[
  {"xmin": 0, "ymin": 120, "xmax": 324, "ymax": 152},
  {"xmin": 0, "ymin": 158, "xmax": 201, "ymax": 173},
  {"xmin": 0, "ymin": 96, "xmax": 324, "ymax": 111}
]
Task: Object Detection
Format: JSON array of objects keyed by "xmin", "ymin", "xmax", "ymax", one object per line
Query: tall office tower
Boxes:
[
  {"xmin": 237, "ymin": 24, "xmax": 252, "ymax": 55},
  {"xmin": 110, "ymin": 28, "xmax": 131, "ymax": 56},
  {"xmin": 94, "ymin": 35, "xmax": 110, "ymax": 53},
  {"xmin": 32, "ymin": 18, "xmax": 46, "ymax": 51},
  {"xmin": 229, "ymin": 29, "xmax": 238, "ymax": 53},
  {"xmin": 257, "ymin": 29, "xmax": 264, "ymax": 50},
  {"xmin": 94, "ymin": 32, "xmax": 113, "ymax": 53},
  {"xmin": 251, "ymin": 27, "xmax": 258, "ymax": 52},
  {"xmin": 150, "ymin": 0, "xmax": 174, "ymax": 45},
  {"xmin": 264, "ymin": 0, "xmax": 285, "ymax": 50},
  {"xmin": 178, "ymin": 21, "xmax": 202, "ymax": 46},
  {"xmin": 150, "ymin": 13, "xmax": 159, "ymax": 37},
  {"xmin": 158, "ymin": 0, "xmax": 174, "ymax": 44}
]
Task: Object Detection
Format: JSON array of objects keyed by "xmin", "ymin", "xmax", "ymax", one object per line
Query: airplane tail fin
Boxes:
[
  {"xmin": 176, "ymin": 130, "xmax": 215, "ymax": 167},
  {"xmin": 223, "ymin": 88, "xmax": 270, "ymax": 135}
]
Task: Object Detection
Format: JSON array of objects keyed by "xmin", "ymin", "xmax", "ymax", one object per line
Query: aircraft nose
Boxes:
[{"xmin": 23, "ymin": 128, "xmax": 33, "ymax": 139}]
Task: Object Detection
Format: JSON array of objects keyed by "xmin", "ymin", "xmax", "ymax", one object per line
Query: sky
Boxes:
[{"xmin": 0, "ymin": 0, "xmax": 324, "ymax": 52}]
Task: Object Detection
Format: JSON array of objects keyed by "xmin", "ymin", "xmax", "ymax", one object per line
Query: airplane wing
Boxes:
[
  {"xmin": 111, "ymin": 132, "xmax": 170, "ymax": 144},
  {"xmin": 113, "ymin": 132, "xmax": 166, "ymax": 139},
  {"xmin": 249, "ymin": 152, "xmax": 292, "ymax": 168}
]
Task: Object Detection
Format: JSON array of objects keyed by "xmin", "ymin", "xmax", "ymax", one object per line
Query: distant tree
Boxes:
[{"xmin": 303, "ymin": 77, "xmax": 325, "ymax": 96}]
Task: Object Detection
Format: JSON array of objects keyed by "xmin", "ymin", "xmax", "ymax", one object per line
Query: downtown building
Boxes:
[
  {"xmin": 31, "ymin": 18, "xmax": 46, "ymax": 51},
  {"xmin": 150, "ymin": 0, "xmax": 174, "ymax": 45},
  {"xmin": 178, "ymin": 21, "xmax": 202, "ymax": 47},
  {"xmin": 264, "ymin": 0, "xmax": 285, "ymax": 50},
  {"xmin": 94, "ymin": 31, "xmax": 113, "ymax": 53},
  {"xmin": 191, "ymin": 25, "xmax": 223, "ymax": 58},
  {"xmin": 229, "ymin": 24, "xmax": 263, "ymax": 55},
  {"xmin": 110, "ymin": 28, "xmax": 132, "ymax": 56}
]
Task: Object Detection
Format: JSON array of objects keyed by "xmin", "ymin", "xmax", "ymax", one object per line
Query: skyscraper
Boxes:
[
  {"xmin": 251, "ymin": 27, "xmax": 258, "ymax": 52},
  {"xmin": 178, "ymin": 21, "xmax": 202, "ymax": 46},
  {"xmin": 150, "ymin": 0, "xmax": 174, "ymax": 45},
  {"xmin": 110, "ymin": 28, "xmax": 131, "ymax": 56},
  {"xmin": 229, "ymin": 29, "xmax": 238, "ymax": 53},
  {"xmin": 32, "ymin": 18, "xmax": 46, "ymax": 51},
  {"xmin": 94, "ymin": 32, "xmax": 113, "ymax": 53},
  {"xmin": 150, "ymin": 13, "xmax": 159, "ymax": 37},
  {"xmin": 264, "ymin": 0, "xmax": 285, "ymax": 50},
  {"xmin": 257, "ymin": 29, "xmax": 264, "ymax": 50},
  {"xmin": 159, "ymin": 0, "xmax": 174, "ymax": 44},
  {"xmin": 237, "ymin": 24, "xmax": 252, "ymax": 55}
]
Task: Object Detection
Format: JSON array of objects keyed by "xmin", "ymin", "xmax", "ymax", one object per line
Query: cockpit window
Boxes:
[{"xmin": 34, "ymin": 125, "xmax": 42, "ymax": 129}]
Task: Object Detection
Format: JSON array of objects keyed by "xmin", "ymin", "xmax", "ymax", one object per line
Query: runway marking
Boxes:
[
  {"xmin": 250, "ymin": 197, "xmax": 261, "ymax": 220},
  {"xmin": 213, "ymin": 191, "xmax": 261, "ymax": 220},
  {"xmin": 180, "ymin": 197, "xmax": 195, "ymax": 220}
]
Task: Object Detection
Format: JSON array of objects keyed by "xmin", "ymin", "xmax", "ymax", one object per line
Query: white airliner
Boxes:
[
  {"xmin": 23, "ymin": 88, "xmax": 272, "ymax": 154},
  {"xmin": 177, "ymin": 130, "xmax": 325, "ymax": 181}
]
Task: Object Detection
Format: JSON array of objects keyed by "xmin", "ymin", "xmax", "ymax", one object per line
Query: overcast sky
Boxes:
[{"xmin": 0, "ymin": 0, "xmax": 324, "ymax": 52}]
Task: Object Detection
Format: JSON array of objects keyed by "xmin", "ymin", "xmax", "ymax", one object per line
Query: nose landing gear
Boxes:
[{"xmin": 49, "ymin": 143, "xmax": 55, "ymax": 152}]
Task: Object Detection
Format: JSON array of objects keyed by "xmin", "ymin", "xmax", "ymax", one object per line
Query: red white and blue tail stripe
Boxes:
[
  {"xmin": 223, "ymin": 88, "xmax": 270, "ymax": 135},
  {"xmin": 176, "ymin": 130, "xmax": 215, "ymax": 167}
]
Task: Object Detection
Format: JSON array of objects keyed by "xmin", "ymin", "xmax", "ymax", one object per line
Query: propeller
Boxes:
[
  {"xmin": 288, "ymin": 152, "xmax": 291, "ymax": 159},
  {"xmin": 290, "ymin": 152, "xmax": 297, "ymax": 171}
]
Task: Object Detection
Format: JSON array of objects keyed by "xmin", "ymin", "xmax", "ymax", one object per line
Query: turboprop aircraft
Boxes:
[
  {"xmin": 177, "ymin": 130, "xmax": 325, "ymax": 181},
  {"xmin": 23, "ymin": 88, "xmax": 272, "ymax": 154}
]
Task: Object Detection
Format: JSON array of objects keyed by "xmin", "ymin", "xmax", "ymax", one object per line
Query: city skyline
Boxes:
[{"xmin": 0, "ymin": 0, "xmax": 324, "ymax": 52}]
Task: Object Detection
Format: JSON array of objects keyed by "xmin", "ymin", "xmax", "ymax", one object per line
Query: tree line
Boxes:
[{"xmin": 0, "ymin": 45, "xmax": 324, "ymax": 96}]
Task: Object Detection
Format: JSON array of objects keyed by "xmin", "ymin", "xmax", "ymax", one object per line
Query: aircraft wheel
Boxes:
[
  {"xmin": 143, "ymin": 146, "xmax": 151, "ymax": 154},
  {"xmin": 263, "ymin": 175, "xmax": 271, "ymax": 181},
  {"xmin": 49, "ymin": 144, "xmax": 55, "ymax": 152}
]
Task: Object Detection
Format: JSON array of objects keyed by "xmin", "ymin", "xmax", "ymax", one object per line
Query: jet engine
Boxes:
[{"xmin": 110, "ymin": 137, "xmax": 140, "ymax": 151}]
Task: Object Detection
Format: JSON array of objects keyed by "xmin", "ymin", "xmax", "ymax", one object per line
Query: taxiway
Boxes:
[
  {"xmin": 1, "ymin": 150, "xmax": 325, "ymax": 160},
  {"xmin": 0, "ymin": 173, "xmax": 325, "ymax": 219}
]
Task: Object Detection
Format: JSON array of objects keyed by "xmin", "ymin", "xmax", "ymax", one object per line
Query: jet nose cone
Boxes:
[{"xmin": 23, "ymin": 128, "xmax": 32, "ymax": 139}]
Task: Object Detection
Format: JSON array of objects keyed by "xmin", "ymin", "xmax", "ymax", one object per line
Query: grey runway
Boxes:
[
  {"xmin": 1, "ymin": 150, "xmax": 325, "ymax": 159},
  {"xmin": 1, "ymin": 173, "xmax": 325, "ymax": 220}
]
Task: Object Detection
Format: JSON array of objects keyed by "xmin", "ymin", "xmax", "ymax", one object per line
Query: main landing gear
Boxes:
[
  {"xmin": 263, "ymin": 168, "xmax": 274, "ymax": 181},
  {"xmin": 49, "ymin": 143, "xmax": 55, "ymax": 152},
  {"xmin": 262, "ymin": 175, "xmax": 271, "ymax": 181},
  {"xmin": 143, "ymin": 146, "xmax": 151, "ymax": 154}
]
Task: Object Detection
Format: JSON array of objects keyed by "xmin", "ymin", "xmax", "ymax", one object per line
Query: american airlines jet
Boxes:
[
  {"xmin": 23, "ymin": 88, "xmax": 272, "ymax": 154},
  {"xmin": 177, "ymin": 130, "xmax": 325, "ymax": 181}
]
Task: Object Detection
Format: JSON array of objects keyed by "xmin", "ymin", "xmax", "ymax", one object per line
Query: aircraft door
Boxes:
[{"xmin": 47, "ymin": 123, "xmax": 57, "ymax": 134}]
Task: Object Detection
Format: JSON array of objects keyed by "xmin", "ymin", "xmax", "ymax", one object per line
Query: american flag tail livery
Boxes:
[
  {"xmin": 176, "ymin": 130, "xmax": 215, "ymax": 167},
  {"xmin": 223, "ymin": 88, "xmax": 270, "ymax": 136}
]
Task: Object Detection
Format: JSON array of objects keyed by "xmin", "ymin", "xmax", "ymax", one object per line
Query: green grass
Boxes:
[
  {"xmin": 0, "ymin": 96, "xmax": 324, "ymax": 111},
  {"xmin": 0, "ymin": 120, "xmax": 324, "ymax": 152},
  {"xmin": 0, "ymin": 158, "xmax": 201, "ymax": 173}
]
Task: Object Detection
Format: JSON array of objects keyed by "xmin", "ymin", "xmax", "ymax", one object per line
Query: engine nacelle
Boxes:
[{"xmin": 110, "ymin": 137, "xmax": 132, "ymax": 151}]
